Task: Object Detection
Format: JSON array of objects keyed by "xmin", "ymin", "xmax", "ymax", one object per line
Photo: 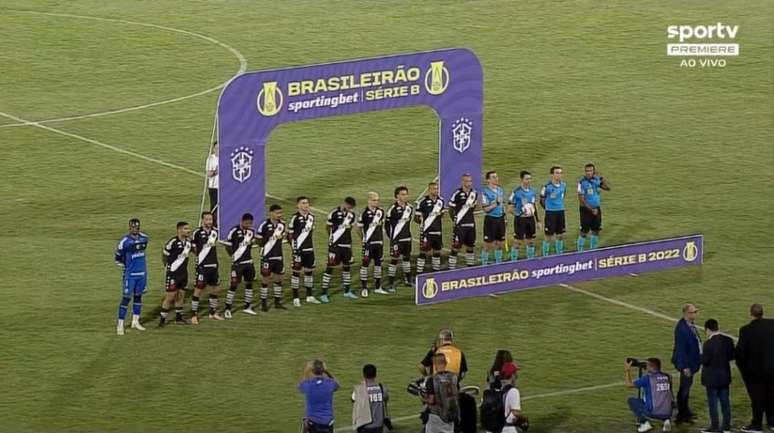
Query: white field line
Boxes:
[
  {"xmin": 0, "ymin": 9, "xmax": 247, "ymax": 128},
  {"xmin": 0, "ymin": 111, "xmax": 326, "ymax": 215}
]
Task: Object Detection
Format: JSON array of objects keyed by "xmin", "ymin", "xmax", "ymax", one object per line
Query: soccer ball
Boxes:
[{"xmin": 522, "ymin": 203, "xmax": 535, "ymax": 217}]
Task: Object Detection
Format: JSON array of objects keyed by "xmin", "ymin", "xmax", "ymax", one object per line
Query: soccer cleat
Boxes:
[
  {"xmin": 637, "ymin": 421, "xmax": 653, "ymax": 433},
  {"xmin": 740, "ymin": 426, "xmax": 763, "ymax": 433},
  {"xmin": 131, "ymin": 319, "xmax": 146, "ymax": 331},
  {"xmin": 319, "ymin": 294, "xmax": 330, "ymax": 304},
  {"xmin": 116, "ymin": 322, "xmax": 125, "ymax": 335},
  {"xmin": 175, "ymin": 317, "xmax": 189, "ymax": 325},
  {"xmin": 403, "ymin": 278, "xmax": 414, "ymax": 288},
  {"xmin": 242, "ymin": 307, "xmax": 257, "ymax": 315},
  {"xmin": 224, "ymin": 309, "xmax": 233, "ymax": 319},
  {"xmin": 209, "ymin": 312, "xmax": 225, "ymax": 320},
  {"xmin": 190, "ymin": 315, "xmax": 199, "ymax": 325},
  {"xmin": 293, "ymin": 298, "xmax": 301, "ymax": 307},
  {"xmin": 374, "ymin": 288, "xmax": 390, "ymax": 295},
  {"xmin": 305, "ymin": 296, "xmax": 321, "ymax": 304},
  {"xmin": 361, "ymin": 289, "xmax": 369, "ymax": 298},
  {"xmin": 386, "ymin": 284, "xmax": 396, "ymax": 294},
  {"xmin": 661, "ymin": 419, "xmax": 671, "ymax": 432},
  {"xmin": 343, "ymin": 291, "xmax": 359, "ymax": 300},
  {"xmin": 274, "ymin": 300, "xmax": 287, "ymax": 310}
]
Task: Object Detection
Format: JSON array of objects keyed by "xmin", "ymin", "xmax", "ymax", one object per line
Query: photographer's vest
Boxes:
[
  {"xmin": 435, "ymin": 344, "xmax": 463, "ymax": 375},
  {"xmin": 647, "ymin": 372, "xmax": 673, "ymax": 418}
]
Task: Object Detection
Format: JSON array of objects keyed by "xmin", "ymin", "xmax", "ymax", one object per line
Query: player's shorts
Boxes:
[
  {"xmin": 452, "ymin": 225, "xmax": 476, "ymax": 249},
  {"xmin": 483, "ymin": 216, "xmax": 506, "ymax": 242},
  {"xmin": 165, "ymin": 270, "xmax": 188, "ymax": 292},
  {"xmin": 230, "ymin": 262, "xmax": 256, "ymax": 284},
  {"xmin": 362, "ymin": 242, "xmax": 384, "ymax": 265},
  {"xmin": 389, "ymin": 240, "xmax": 412, "ymax": 259},
  {"xmin": 122, "ymin": 275, "xmax": 146, "ymax": 296},
  {"xmin": 328, "ymin": 245, "xmax": 353, "ymax": 267},
  {"xmin": 544, "ymin": 210, "xmax": 566, "ymax": 236},
  {"xmin": 293, "ymin": 251, "xmax": 316, "ymax": 270},
  {"xmin": 514, "ymin": 216, "xmax": 537, "ymax": 240},
  {"xmin": 195, "ymin": 265, "xmax": 219, "ymax": 288},
  {"xmin": 579, "ymin": 206, "xmax": 602, "ymax": 233},
  {"xmin": 420, "ymin": 233, "xmax": 443, "ymax": 252},
  {"xmin": 260, "ymin": 259, "xmax": 284, "ymax": 276}
]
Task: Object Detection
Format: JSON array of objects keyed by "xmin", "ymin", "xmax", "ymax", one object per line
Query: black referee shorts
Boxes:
[
  {"xmin": 544, "ymin": 210, "xmax": 566, "ymax": 236},
  {"xmin": 579, "ymin": 206, "xmax": 602, "ymax": 233},
  {"xmin": 483, "ymin": 215, "xmax": 506, "ymax": 242},
  {"xmin": 514, "ymin": 216, "xmax": 537, "ymax": 240}
]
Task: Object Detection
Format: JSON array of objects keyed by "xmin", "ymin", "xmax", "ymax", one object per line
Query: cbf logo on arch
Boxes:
[{"xmin": 256, "ymin": 60, "xmax": 451, "ymax": 117}]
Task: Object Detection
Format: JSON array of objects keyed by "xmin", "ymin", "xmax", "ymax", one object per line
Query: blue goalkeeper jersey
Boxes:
[{"xmin": 115, "ymin": 233, "xmax": 149, "ymax": 276}]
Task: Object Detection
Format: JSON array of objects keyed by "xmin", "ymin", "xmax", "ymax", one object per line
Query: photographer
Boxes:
[
  {"xmin": 625, "ymin": 358, "xmax": 674, "ymax": 433},
  {"xmin": 422, "ymin": 354, "xmax": 460, "ymax": 433},
  {"xmin": 500, "ymin": 362, "xmax": 525, "ymax": 433},
  {"xmin": 418, "ymin": 329, "xmax": 468, "ymax": 380},
  {"xmin": 351, "ymin": 364, "xmax": 390, "ymax": 433},
  {"xmin": 299, "ymin": 360, "xmax": 340, "ymax": 433}
]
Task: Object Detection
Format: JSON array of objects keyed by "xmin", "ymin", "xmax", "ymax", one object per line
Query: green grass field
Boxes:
[{"xmin": 1, "ymin": 1, "xmax": 772, "ymax": 432}]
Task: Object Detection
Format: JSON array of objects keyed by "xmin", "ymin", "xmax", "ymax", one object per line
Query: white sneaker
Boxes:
[
  {"xmin": 361, "ymin": 289, "xmax": 369, "ymax": 298},
  {"xmin": 131, "ymin": 315, "xmax": 146, "ymax": 331},
  {"xmin": 116, "ymin": 321, "xmax": 125, "ymax": 335},
  {"xmin": 638, "ymin": 421, "xmax": 653, "ymax": 433},
  {"xmin": 293, "ymin": 298, "xmax": 301, "ymax": 307},
  {"xmin": 662, "ymin": 419, "xmax": 671, "ymax": 432},
  {"xmin": 374, "ymin": 288, "xmax": 389, "ymax": 295},
  {"xmin": 242, "ymin": 307, "xmax": 257, "ymax": 315},
  {"xmin": 224, "ymin": 309, "xmax": 233, "ymax": 319},
  {"xmin": 305, "ymin": 296, "xmax": 321, "ymax": 304}
]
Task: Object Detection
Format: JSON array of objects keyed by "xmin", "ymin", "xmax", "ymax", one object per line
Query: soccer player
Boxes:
[
  {"xmin": 576, "ymin": 163, "xmax": 611, "ymax": 251},
  {"xmin": 415, "ymin": 181, "xmax": 445, "ymax": 273},
  {"xmin": 288, "ymin": 196, "xmax": 321, "ymax": 306},
  {"xmin": 114, "ymin": 218, "xmax": 149, "ymax": 335},
  {"xmin": 222, "ymin": 213, "xmax": 258, "ymax": 318},
  {"xmin": 256, "ymin": 204, "xmax": 287, "ymax": 311},
  {"xmin": 385, "ymin": 186, "xmax": 414, "ymax": 292},
  {"xmin": 508, "ymin": 171, "xmax": 540, "ymax": 260},
  {"xmin": 358, "ymin": 192, "xmax": 386, "ymax": 297},
  {"xmin": 159, "ymin": 221, "xmax": 193, "ymax": 327},
  {"xmin": 190, "ymin": 211, "xmax": 223, "ymax": 324},
  {"xmin": 540, "ymin": 166, "xmax": 567, "ymax": 256},
  {"xmin": 447, "ymin": 173, "xmax": 478, "ymax": 269},
  {"xmin": 481, "ymin": 171, "xmax": 506, "ymax": 264},
  {"xmin": 322, "ymin": 197, "xmax": 358, "ymax": 300}
]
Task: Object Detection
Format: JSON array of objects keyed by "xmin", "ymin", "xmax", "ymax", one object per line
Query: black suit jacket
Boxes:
[
  {"xmin": 701, "ymin": 334, "xmax": 735, "ymax": 388},
  {"xmin": 736, "ymin": 318, "xmax": 774, "ymax": 379}
]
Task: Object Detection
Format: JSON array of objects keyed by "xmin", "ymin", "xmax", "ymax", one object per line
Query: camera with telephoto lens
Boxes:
[
  {"xmin": 626, "ymin": 357, "xmax": 648, "ymax": 369},
  {"xmin": 406, "ymin": 378, "xmax": 427, "ymax": 397}
]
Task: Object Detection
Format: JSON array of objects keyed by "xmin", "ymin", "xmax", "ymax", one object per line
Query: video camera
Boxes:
[
  {"xmin": 406, "ymin": 378, "xmax": 427, "ymax": 397},
  {"xmin": 626, "ymin": 358, "xmax": 648, "ymax": 369}
]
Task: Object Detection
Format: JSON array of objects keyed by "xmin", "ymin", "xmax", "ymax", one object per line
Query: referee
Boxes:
[
  {"xmin": 481, "ymin": 170, "xmax": 506, "ymax": 264},
  {"xmin": 540, "ymin": 166, "xmax": 567, "ymax": 256},
  {"xmin": 576, "ymin": 163, "xmax": 610, "ymax": 251}
]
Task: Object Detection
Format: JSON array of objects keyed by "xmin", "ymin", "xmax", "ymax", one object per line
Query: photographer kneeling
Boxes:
[{"xmin": 624, "ymin": 358, "xmax": 674, "ymax": 433}]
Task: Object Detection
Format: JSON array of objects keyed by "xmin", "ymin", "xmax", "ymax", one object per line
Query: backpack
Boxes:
[
  {"xmin": 433, "ymin": 372, "xmax": 460, "ymax": 423},
  {"xmin": 480, "ymin": 384, "xmax": 512, "ymax": 433}
]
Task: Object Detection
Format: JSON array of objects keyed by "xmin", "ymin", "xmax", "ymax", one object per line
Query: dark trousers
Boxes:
[
  {"xmin": 743, "ymin": 374, "xmax": 774, "ymax": 428},
  {"xmin": 676, "ymin": 371, "xmax": 695, "ymax": 420},
  {"xmin": 208, "ymin": 188, "xmax": 218, "ymax": 211},
  {"xmin": 306, "ymin": 420, "xmax": 333, "ymax": 433},
  {"xmin": 628, "ymin": 397, "xmax": 649, "ymax": 423},
  {"xmin": 357, "ymin": 427, "xmax": 383, "ymax": 433},
  {"xmin": 705, "ymin": 386, "xmax": 731, "ymax": 431}
]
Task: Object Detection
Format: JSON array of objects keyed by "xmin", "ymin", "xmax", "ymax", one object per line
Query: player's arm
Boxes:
[
  {"xmin": 600, "ymin": 175, "xmax": 611, "ymax": 191},
  {"xmin": 114, "ymin": 239, "xmax": 125, "ymax": 267},
  {"xmin": 539, "ymin": 185, "xmax": 547, "ymax": 210},
  {"xmin": 287, "ymin": 216, "xmax": 296, "ymax": 244},
  {"xmin": 222, "ymin": 228, "xmax": 236, "ymax": 255},
  {"xmin": 255, "ymin": 224, "xmax": 266, "ymax": 247},
  {"xmin": 447, "ymin": 193, "xmax": 458, "ymax": 222},
  {"xmin": 162, "ymin": 239, "xmax": 172, "ymax": 265},
  {"xmin": 577, "ymin": 182, "xmax": 593, "ymax": 210}
]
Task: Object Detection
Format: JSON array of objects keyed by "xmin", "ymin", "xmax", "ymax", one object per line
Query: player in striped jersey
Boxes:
[
  {"xmin": 159, "ymin": 222, "xmax": 192, "ymax": 327},
  {"xmin": 190, "ymin": 211, "xmax": 223, "ymax": 324},
  {"xmin": 447, "ymin": 174, "xmax": 478, "ymax": 269},
  {"xmin": 256, "ymin": 205, "xmax": 287, "ymax": 311},
  {"xmin": 322, "ymin": 197, "xmax": 358, "ymax": 300},
  {"xmin": 222, "ymin": 213, "xmax": 258, "ymax": 318},
  {"xmin": 414, "ymin": 182, "xmax": 445, "ymax": 273},
  {"xmin": 358, "ymin": 192, "xmax": 386, "ymax": 296},
  {"xmin": 114, "ymin": 218, "xmax": 149, "ymax": 335},
  {"xmin": 288, "ymin": 197, "xmax": 321, "ymax": 306},
  {"xmin": 385, "ymin": 186, "xmax": 414, "ymax": 292}
]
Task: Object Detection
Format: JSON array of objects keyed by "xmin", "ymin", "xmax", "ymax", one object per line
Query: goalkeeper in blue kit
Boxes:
[{"xmin": 114, "ymin": 218, "xmax": 149, "ymax": 335}]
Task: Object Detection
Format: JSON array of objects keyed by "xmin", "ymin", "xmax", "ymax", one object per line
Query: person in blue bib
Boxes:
[
  {"xmin": 508, "ymin": 171, "xmax": 540, "ymax": 261},
  {"xmin": 114, "ymin": 218, "xmax": 149, "ymax": 335},
  {"xmin": 481, "ymin": 171, "xmax": 506, "ymax": 264},
  {"xmin": 576, "ymin": 163, "xmax": 611, "ymax": 251},
  {"xmin": 539, "ymin": 166, "xmax": 567, "ymax": 256}
]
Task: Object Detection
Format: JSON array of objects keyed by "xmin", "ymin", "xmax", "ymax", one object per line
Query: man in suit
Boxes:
[
  {"xmin": 700, "ymin": 319, "xmax": 735, "ymax": 433},
  {"xmin": 736, "ymin": 304, "xmax": 774, "ymax": 433},
  {"xmin": 672, "ymin": 303, "xmax": 702, "ymax": 423}
]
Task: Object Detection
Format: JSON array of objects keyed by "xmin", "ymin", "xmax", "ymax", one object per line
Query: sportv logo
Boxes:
[
  {"xmin": 667, "ymin": 23, "xmax": 738, "ymax": 42},
  {"xmin": 666, "ymin": 22, "xmax": 740, "ymax": 61}
]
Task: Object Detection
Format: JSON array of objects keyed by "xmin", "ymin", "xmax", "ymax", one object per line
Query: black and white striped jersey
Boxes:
[
  {"xmin": 163, "ymin": 236, "xmax": 192, "ymax": 274},
  {"xmin": 288, "ymin": 212, "xmax": 315, "ymax": 252},
  {"xmin": 224, "ymin": 225, "xmax": 256, "ymax": 264},
  {"xmin": 416, "ymin": 196, "xmax": 445, "ymax": 235},
  {"xmin": 448, "ymin": 188, "xmax": 478, "ymax": 228},
  {"xmin": 257, "ymin": 219, "xmax": 286, "ymax": 260},
  {"xmin": 192, "ymin": 227, "xmax": 218, "ymax": 267},
  {"xmin": 358, "ymin": 206, "xmax": 385, "ymax": 245},
  {"xmin": 386, "ymin": 202, "xmax": 414, "ymax": 242},
  {"xmin": 327, "ymin": 207, "xmax": 356, "ymax": 248}
]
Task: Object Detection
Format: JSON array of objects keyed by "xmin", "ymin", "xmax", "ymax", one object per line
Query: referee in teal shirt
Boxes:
[
  {"xmin": 540, "ymin": 166, "xmax": 567, "ymax": 256},
  {"xmin": 576, "ymin": 163, "xmax": 610, "ymax": 251},
  {"xmin": 481, "ymin": 171, "xmax": 506, "ymax": 264}
]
